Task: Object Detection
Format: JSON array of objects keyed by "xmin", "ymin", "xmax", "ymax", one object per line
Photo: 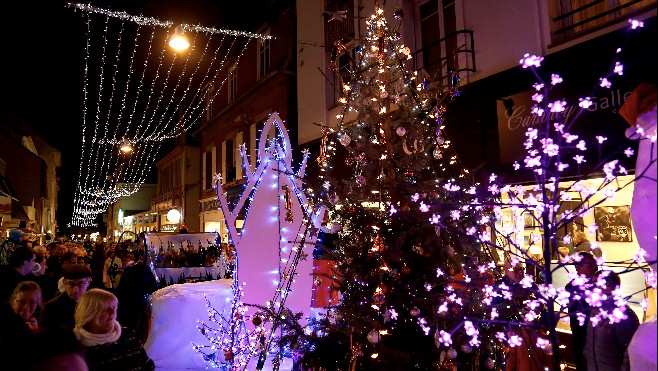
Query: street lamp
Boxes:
[
  {"xmin": 169, "ymin": 26, "xmax": 190, "ymax": 51},
  {"xmin": 120, "ymin": 138, "xmax": 133, "ymax": 153}
]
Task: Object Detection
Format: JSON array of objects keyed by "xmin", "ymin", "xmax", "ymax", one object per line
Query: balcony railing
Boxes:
[
  {"xmin": 412, "ymin": 30, "xmax": 476, "ymax": 84},
  {"xmin": 551, "ymin": 0, "xmax": 655, "ymax": 45}
]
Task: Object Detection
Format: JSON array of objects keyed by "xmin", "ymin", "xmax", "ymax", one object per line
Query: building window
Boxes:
[
  {"xmin": 549, "ymin": 0, "xmax": 654, "ymax": 45},
  {"xmin": 257, "ymin": 30, "xmax": 271, "ymax": 80},
  {"xmin": 418, "ymin": 0, "xmax": 458, "ymax": 80},
  {"xmin": 324, "ymin": 0, "xmax": 355, "ymax": 51},
  {"xmin": 203, "ymin": 150, "xmax": 214, "ymax": 190},
  {"xmin": 228, "ymin": 64, "xmax": 238, "ymax": 103},
  {"xmin": 224, "ymin": 138, "xmax": 236, "ymax": 183},
  {"xmin": 331, "ymin": 45, "xmax": 356, "ymax": 108},
  {"xmin": 205, "ymin": 82, "xmax": 215, "ymax": 121}
]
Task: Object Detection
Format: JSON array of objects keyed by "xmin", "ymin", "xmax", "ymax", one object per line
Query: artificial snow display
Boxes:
[{"xmin": 145, "ymin": 280, "xmax": 233, "ymax": 369}]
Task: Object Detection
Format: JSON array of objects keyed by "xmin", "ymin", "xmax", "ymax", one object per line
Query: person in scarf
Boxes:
[{"xmin": 73, "ymin": 288, "xmax": 154, "ymax": 370}]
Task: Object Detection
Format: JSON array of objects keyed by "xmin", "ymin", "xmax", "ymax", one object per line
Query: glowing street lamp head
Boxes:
[
  {"xmin": 169, "ymin": 26, "xmax": 190, "ymax": 51},
  {"xmin": 120, "ymin": 138, "xmax": 133, "ymax": 153}
]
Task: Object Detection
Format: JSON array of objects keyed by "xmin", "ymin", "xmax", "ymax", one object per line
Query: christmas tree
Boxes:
[{"xmin": 295, "ymin": 5, "xmax": 488, "ymax": 370}]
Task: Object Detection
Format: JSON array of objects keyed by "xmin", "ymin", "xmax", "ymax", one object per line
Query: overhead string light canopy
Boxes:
[{"xmin": 66, "ymin": 3, "xmax": 272, "ymax": 227}]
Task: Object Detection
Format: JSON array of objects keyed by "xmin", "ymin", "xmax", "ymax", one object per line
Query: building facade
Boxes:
[
  {"xmin": 104, "ymin": 183, "xmax": 157, "ymax": 239},
  {"xmin": 0, "ymin": 109, "xmax": 61, "ymax": 244},
  {"xmin": 194, "ymin": 0, "xmax": 297, "ymax": 240},
  {"xmin": 151, "ymin": 144, "xmax": 201, "ymax": 234}
]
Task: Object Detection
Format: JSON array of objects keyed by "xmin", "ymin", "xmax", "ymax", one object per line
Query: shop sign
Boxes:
[
  {"xmin": 496, "ymin": 84, "xmax": 634, "ymax": 165},
  {"xmin": 161, "ymin": 224, "xmax": 178, "ymax": 232},
  {"xmin": 202, "ymin": 199, "xmax": 219, "ymax": 212}
]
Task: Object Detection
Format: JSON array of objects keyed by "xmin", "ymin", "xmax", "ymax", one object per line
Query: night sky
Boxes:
[{"xmin": 2, "ymin": 0, "xmax": 277, "ymax": 233}]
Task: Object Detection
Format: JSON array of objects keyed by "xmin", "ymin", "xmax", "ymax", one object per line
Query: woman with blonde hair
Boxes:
[{"xmin": 73, "ymin": 288, "xmax": 154, "ymax": 370}]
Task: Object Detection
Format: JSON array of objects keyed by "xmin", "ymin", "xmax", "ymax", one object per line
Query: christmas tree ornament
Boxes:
[
  {"xmin": 410, "ymin": 307, "xmax": 421, "ymax": 317},
  {"xmin": 356, "ymin": 175, "xmax": 367, "ymax": 186},
  {"xmin": 369, "ymin": 135, "xmax": 379, "ymax": 144},
  {"xmin": 252, "ymin": 316, "xmax": 262, "ymax": 326},
  {"xmin": 394, "ymin": 8, "xmax": 404, "ymax": 20},
  {"xmin": 224, "ymin": 351, "xmax": 234, "ymax": 361},
  {"xmin": 447, "ymin": 348, "xmax": 458, "ymax": 359},
  {"xmin": 316, "ymin": 128, "xmax": 329, "ymax": 167},
  {"xmin": 483, "ymin": 358, "xmax": 495, "ymax": 369},
  {"xmin": 339, "ymin": 134, "xmax": 352, "ymax": 146},
  {"xmin": 396, "ymin": 126, "xmax": 407, "ymax": 136},
  {"xmin": 436, "ymin": 136, "xmax": 445, "ymax": 145},
  {"xmin": 372, "ymin": 235, "xmax": 385, "ymax": 252},
  {"xmin": 372, "ymin": 291, "xmax": 386, "ymax": 305},
  {"xmin": 367, "ymin": 330, "xmax": 381, "ymax": 344},
  {"xmin": 460, "ymin": 343, "xmax": 472, "ymax": 354},
  {"xmin": 401, "ymin": 265, "xmax": 411, "ymax": 275}
]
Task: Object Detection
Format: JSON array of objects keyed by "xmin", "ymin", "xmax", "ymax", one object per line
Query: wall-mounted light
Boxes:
[{"xmin": 169, "ymin": 25, "xmax": 189, "ymax": 51}]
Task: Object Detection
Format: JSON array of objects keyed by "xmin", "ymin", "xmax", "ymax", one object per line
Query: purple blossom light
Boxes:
[
  {"xmin": 629, "ymin": 19, "xmax": 644, "ymax": 29},
  {"xmin": 614, "ymin": 62, "xmax": 624, "ymax": 75},
  {"xmin": 532, "ymin": 92, "xmax": 544, "ymax": 103},
  {"xmin": 624, "ymin": 147, "xmax": 635, "ymax": 157},
  {"xmin": 599, "ymin": 77, "xmax": 612, "ymax": 88},
  {"xmin": 551, "ymin": 74, "xmax": 563, "ymax": 85},
  {"xmin": 533, "ymin": 83, "xmax": 545, "ymax": 91},
  {"xmin": 531, "ymin": 105, "xmax": 545, "ymax": 116},
  {"xmin": 437, "ymin": 330, "xmax": 452, "ymax": 346},
  {"xmin": 520, "ymin": 53, "xmax": 544, "ymax": 68},
  {"xmin": 548, "ymin": 100, "xmax": 567, "ymax": 113},
  {"xmin": 578, "ymin": 97, "xmax": 593, "ymax": 109}
]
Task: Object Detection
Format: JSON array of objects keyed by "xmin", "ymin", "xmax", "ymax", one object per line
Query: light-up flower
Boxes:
[
  {"xmin": 551, "ymin": 74, "xmax": 563, "ymax": 85},
  {"xmin": 437, "ymin": 330, "xmax": 452, "ymax": 346},
  {"xmin": 596, "ymin": 136, "xmax": 608, "ymax": 144},
  {"xmin": 548, "ymin": 100, "xmax": 567, "ymax": 113},
  {"xmin": 520, "ymin": 53, "xmax": 544, "ymax": 68},
  {"xmin": 576, "ymin": 140, "xmax": 587, "ymax": 151},
  {"xmin": 629, "ymin": 19, "xmax": 644, "ymax": 29},
  {"xmin": 419, "ymin": 202, "xmax": 429, "ymax": 212},
  {"xmin": 614, "ymin": 62, "xmax": 624, "ymax": 75},
  {"xmin": 533, "ymin": 83, "xmax": 545, "ymax": 91},
  {"xmin": 624, "ymin": 147, "xmax": 635, "ymax": 157},
  {"xmin": 531, "ymin": 105, "xmax": 545, "ymax": 116},
  {"xmin": 532, "ymin": 93, "xmax": 544, "ymax": 103},
  {"xmin": 599, "ymin": 78, "xmax": 612, "ymax": 88},
  {"xmin": 578, "ymin": 97, "xmax": 593, "ymax": 109}
]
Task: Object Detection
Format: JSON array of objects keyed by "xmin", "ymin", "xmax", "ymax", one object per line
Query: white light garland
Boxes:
[{"xmin": 68, "ymin": 4, "xmax": 262, "ymax": 225}]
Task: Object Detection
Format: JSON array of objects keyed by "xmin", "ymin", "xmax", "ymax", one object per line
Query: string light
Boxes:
[{"xmin": 67, "ymin": 4, "xmax": 266, "ymax": 225}]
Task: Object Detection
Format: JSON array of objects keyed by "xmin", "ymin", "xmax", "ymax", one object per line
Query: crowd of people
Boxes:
[{"xmin": 0, "ymin": 229, "xmax": 157, "ymax": 370}]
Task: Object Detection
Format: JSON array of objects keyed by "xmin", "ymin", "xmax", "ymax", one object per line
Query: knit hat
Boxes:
[{"xmin": 9, "ymin": 229, "xmax": 25, "ymax": 240}]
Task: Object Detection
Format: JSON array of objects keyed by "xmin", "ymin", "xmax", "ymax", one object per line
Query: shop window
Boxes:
[{"xmin": 549, "ymin": 0, "xmax": 654, "ymax": 45}]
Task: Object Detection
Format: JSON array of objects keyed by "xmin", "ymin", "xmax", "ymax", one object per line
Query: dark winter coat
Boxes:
[
  {"xmin": 83, "ymin": 327, "xmax": 155, "ymax": 371},
  {"xmin": 583, "ymin": 305, "xmax": 639, "ymax": 371},
  {"xmin": 0, "ymin": 266, "xmax": 28, "ymax": 304},
  {"xmin": 42, "ymin": 292, "xmax": 77, "ymax": 330}
]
